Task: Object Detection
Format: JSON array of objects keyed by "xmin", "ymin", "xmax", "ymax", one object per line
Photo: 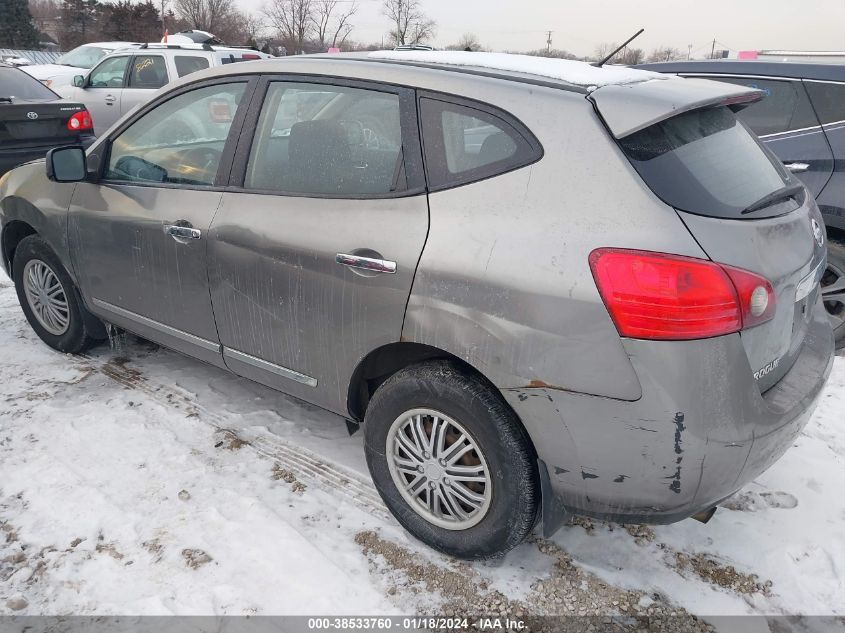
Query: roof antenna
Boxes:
[{"xmin": 594, "ymin": 28, "xmax": 645, "ymax": 67}]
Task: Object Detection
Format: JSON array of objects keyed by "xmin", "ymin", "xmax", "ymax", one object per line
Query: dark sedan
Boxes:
[{"xmin": 1, "ymin": 63, "xmax": 95, "ymax": 176}]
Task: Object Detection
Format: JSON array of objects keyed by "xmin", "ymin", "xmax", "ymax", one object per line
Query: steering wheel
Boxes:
[{"xmin": 180, "ymin": 147, "xmax": 222, "ymax": 175}]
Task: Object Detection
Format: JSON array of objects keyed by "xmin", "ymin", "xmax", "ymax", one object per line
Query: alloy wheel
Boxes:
[
  {"xmin": 386, "ymin": 408, "xmax": 492, "ymax": 530},
  {"xmin": 22, "ymin": 259, "xmax": 70, "ymax": 336}
]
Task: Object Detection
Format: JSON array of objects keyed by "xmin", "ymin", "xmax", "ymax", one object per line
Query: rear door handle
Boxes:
[
  {"xmin": 784, "ymin": 162, "xmax": 810, "ymax": 173},
  {"xmin": 336, "ymin": 253, "xmax": 396, "ymax": 274},
  {"xmin": 104, "ymin": 94, "xmax": 116, "ymax": 104},
  {"xmin": 165, "ymin": 224, "xmax": 201, "ymax": 241}
]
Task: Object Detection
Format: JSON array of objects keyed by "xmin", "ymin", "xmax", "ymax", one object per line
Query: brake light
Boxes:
[
  {"xmin": 241, "ymin": 53, "xmax": 260, "ymax": 60},
  {"xmin": 589, "ymin": 248, "xmax": 776, "ymax": 340},
  {"xmin": 67, "ymin": 110, "xmax": 93, "ymax": 132}
]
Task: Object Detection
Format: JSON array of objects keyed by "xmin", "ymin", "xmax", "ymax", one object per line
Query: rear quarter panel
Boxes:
[{"xmin": 404, "ymin": 81, "xmax": 709, "ymax": 401}]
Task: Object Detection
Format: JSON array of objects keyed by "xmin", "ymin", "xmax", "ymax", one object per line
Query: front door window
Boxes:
[{"xmin": 105, "ymin": 83, "xmax": 246, "ymax": 186}]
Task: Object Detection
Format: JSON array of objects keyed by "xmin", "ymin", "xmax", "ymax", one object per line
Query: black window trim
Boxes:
[
  {"xmin": 92, "ymin": 74, "xmax": 260, "ymax": 191},
  {"xmin": 416, "ymin": 89, "xmax": 544, "ymax": 193},
  {"xmin": 226, "ymin": 73, "xmax": 426, "ymax": 200},
  {"xmin": 86, "ymin": 54, "xmax": 132, "ymax": 90},
  {"xmin": 127, "ymin": 53, "xmax": 169, "ymax": 90}
]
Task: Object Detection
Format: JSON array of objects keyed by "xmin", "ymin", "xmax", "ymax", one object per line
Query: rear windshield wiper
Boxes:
[
  {"xmin": 0, "ymin": 97, "xmax": 13, "ymax": 103},
  {"xmin": 741, "ymin": 182, "xmax": 804, "ymax": 215}
]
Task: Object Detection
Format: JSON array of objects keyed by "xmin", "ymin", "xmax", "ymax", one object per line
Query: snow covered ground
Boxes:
[{"xmin": 1, "ymin": 265, "xmax": 843, "ymax": 626}]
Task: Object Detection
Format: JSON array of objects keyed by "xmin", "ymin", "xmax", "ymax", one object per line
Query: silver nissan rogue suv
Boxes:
[{"xmin": 0, "ymin": 51, "xmax": 834, "ymax": 559}]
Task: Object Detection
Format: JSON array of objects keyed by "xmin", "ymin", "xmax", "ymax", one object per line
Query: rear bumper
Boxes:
[
  {"xmin": 505, "ymin": 293, "xmax": 834, "ymax": 533},
  {"xmin": 0, "ymin": 136, "xmax": 96, "ymax": 176}
]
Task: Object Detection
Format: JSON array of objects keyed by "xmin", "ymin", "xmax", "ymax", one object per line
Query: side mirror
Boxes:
[
  {"xmin": 46, "ymin": 146, "xmax": 87, "ymax": 182},
  {"xmin": 73, "ymin": 75, "xmax": 85, "ymax": 88}
]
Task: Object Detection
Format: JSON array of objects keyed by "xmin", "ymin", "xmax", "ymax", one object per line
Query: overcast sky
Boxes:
[{"xmin": 238, "ymin": 0, "xmax": 845, "ymax": 57}]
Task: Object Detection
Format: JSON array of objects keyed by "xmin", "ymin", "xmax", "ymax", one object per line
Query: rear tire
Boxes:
[
  {"xmin": 822, "ymin": 237, "xmax": 845, "ymax": 349},
  {"xmin": 363, "ymin": 360, "xmax": 539, "ymax": 559},
  {"xmin": 12, "ymin": 235, "xmax": 100, "ymax": 354}
]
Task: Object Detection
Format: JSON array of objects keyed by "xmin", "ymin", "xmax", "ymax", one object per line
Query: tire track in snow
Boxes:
[{"xmin": 74, "ymin": 350, "xmax": 392, "ymax": 522}]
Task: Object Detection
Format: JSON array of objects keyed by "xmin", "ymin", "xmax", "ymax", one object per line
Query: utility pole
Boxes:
[
  {"xmin": 711, "ymin": 38, "xmax": 716, "ymax": 59},
  {"xmin": 688, "ymin": 43, "xmax": 692, "ymax": 60},
  {"xmin": 546, "ymin": 30, "xmax": 553, "ymax": 53}
]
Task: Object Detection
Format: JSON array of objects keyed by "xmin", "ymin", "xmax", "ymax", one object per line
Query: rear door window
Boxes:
[
  {"xmin": 419, "ymin": 97, "xmax": 540, "ymax": 189},
  {"xmin": 804, "ymin": 81, "xmax": 845, "ymax": 125},
  {"xmin": 689, "ymin": 76, "xmax": 818, "ymax": 136},
  {"xmin": 620, "ymin": 106, "xmax": 792, "ymax": 219},
  {"xmin": 128, "ymin": 55, "xmax": 168, "ymax": 89},
  {"xmin": 244, "ymin": 81, "xmax": 405, "ymax": 196},
  {"xmin": 175, "ymin": 55, "xmax": 210, "ymax": 78}
]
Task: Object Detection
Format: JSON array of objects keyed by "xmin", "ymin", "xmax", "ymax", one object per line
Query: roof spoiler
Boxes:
[{"xmin": 588, "ymin": 77, "xmax": 764, "ymax": 139}]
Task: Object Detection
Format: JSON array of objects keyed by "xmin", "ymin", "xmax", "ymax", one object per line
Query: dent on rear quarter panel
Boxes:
[
  {"xmin": 403, "ymin": 84, "xmax": 707, "ymax": 401},
  {"xmin": 0, "ymin": 162, "xmax": 76, "ymax": 279}
]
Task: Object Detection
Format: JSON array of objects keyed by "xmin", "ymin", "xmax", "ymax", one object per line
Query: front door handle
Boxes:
[
  {"xmin": 336, "ymin": 253, "xmax": 396, "ymax": 274},
  {"xmin": 165, "ymin": 224, "xmax": 201, "ymax": 241},
  {"xmin": 785, "ymin": 162, "xmax": 810, "ymax": 174}
]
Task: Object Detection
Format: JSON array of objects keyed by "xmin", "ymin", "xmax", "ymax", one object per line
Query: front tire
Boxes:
[
  {"xmin": 364, "ymin": 360, "xmax": 539, "ymax": 559},
  {"xmin": 13, "ymin": 235, "xmax": 100, "ymax": 354},
  {"xmin": 822, "ymin": 237, "xmax": 845, "ymax": 349}
]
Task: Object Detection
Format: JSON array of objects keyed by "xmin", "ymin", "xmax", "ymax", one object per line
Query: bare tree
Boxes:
[
  {"xmin": 264, "ymin": 0, "xmax": 312, "ymax": 54},
  {"xmin": 174, "ymin": 0, "xmax": 235, "ymax": 33},
  {"xmin": 311, "ymin": 0, "xmax": 355, "ymax": 50},
  {"xmin": 445, "ymin": 32, "xmax": 480, "ymax": 51},
  {"xmin": 382, "ymin": 0, "xmax": 434, "ymax": 47},
  {"xmin": 646, "ymin": 46, "xmax": 684, "ymax": 63},
  {"xmin": 592, "ymin": 41, "xmax": 643, "ymax": 65}
]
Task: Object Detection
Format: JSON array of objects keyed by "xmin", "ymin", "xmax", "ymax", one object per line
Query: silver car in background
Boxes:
[{"xmin": 0, "ymin": 52, "xmax": 834, "ymax": 558}]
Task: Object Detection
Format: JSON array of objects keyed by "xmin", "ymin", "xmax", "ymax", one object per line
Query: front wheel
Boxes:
[
  {"xmin": 822, "ymin": 237, "xmax": 845, "ymax": 349},
  {"xmin": 13, "ymin": 235, "xmax": 101, "ymax": 354},
  {"xmin": 364, "ymin": 361, "xmax": 539, "ymax": 559}
]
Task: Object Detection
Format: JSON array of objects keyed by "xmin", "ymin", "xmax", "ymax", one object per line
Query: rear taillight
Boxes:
[
  {"xmin": 589, "ymin": 248, "xmax": 776, "ymax": 341},
  {"xmin": 67, "ymin": 110, "xmax": 93, "ymax": 132}
]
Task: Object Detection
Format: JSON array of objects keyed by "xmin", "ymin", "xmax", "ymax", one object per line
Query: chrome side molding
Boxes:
[
  {"xmin": 223, "ymin": 347, "xmax": 318, "ymax": 388},
  {"xmin": 91, "ymin": 298, "xmax": 221, "ymax": 352}
]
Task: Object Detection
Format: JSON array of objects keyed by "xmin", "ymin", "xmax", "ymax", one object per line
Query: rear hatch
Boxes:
[
  {"xmin": 591, "ymin": 78, "xmax": 828, "ymax": 392},
  {"xmin": 1, "ymin": 66, "xmax": 88, "ymax": 149}
]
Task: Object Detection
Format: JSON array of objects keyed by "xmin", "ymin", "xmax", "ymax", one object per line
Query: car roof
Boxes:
[
  {"xmin": 189, "ymin": 51, "xmax": 669, "ymax": 95},
  {"xmin": 634, "ymin": 60, "xmax": 845, "ymax": 82}
]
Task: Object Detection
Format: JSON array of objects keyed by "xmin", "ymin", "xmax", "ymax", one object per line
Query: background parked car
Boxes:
[
  {"xmin": 0, "ymin": 63, "xmax": 95, "ymax": 177},
  {"xmin": 636, "ymin": 60, "xmax": 845, "ymax": 347},
  {"xmin": 55, "ymin": 43, "xmax": 272, "ymax": 134},
  {"xmin": 21, "ymin": 42, "xmax": 141, "ymax": 89}
]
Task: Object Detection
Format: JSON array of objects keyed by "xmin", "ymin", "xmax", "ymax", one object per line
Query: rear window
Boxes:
[
  {"xmin": 0, "ymin": 67, "xmax": 57, "ymax": 100},
  {"xmin": 620, "ymin": 106, "xmax": 792, "ymax": 219}
]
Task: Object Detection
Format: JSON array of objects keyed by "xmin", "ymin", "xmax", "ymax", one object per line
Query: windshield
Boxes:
[
  {"xmin": 620, "ymin": 106, "xmax": 792, "ymax": 219},
  {"xmin": 57, "ymin": 45, "xmax": 109, "ymax": 69},
  {"xmin": 0, "ymin": 67, "xmax": 58, "ymax": 100}
]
